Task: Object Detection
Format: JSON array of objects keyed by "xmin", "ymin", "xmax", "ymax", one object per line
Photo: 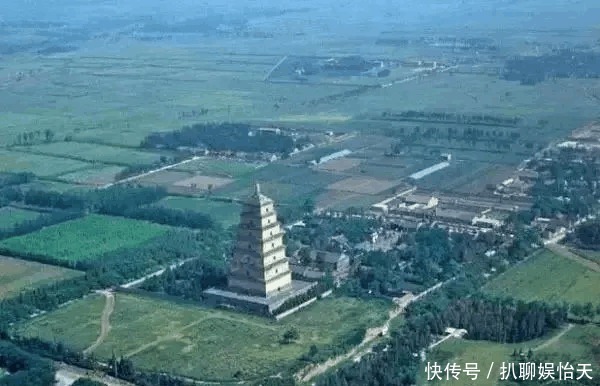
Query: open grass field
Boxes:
[
  {"xmin": 0, "ymin": 255, "xmax": 83, "ymax": 300},
  {"xmin": 0, "ymin": 149, "xmax": 92, "ymax": 177},
  {"xmin": 17, "ymin": 293, "xmax": 391, "ymax": 381},
  {"xmin": 0, "ymin": 214, "xmax": 169, "ymax": 263},
  {"xmin": 418, "ymin": 324, "xmax": 599, "ymax": 386},
  {"xmin": 154, "ymin": 196, "xmax": 241, "ymax": 227},
  {"xmin": 483, "ymin": 249, "xmax": 600, "ymax": 305},
  {"xmin": 25, "ymin": 142, "xmax": 165, "ymax": 166},
  {"xmin": 0, "ymin": 206, "xmax": 42, "ymax": 230}
]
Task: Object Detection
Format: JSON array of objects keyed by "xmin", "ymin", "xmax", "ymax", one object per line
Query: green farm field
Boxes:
[
  {"xmin": 154, "ymin": 196, "xmax": 241, "ymax": 228},
  {"xmin": 418, "ymin": 324, "xmax": 600, "ymax": 386},
  {"xmin": 0, "ymin": 149, "xmax": 92, "ymax": 177},
  {"xmin": 483, "ymin": 249, "xmax": 600, "ymax": 305},
  {"xmin": 0, "ymin": 206, "xmax": 42, "ymax": 231},
  {"xmin": 0, "ymin": 255, "xmax": 83, "ymax": 300},
  {"xmin": 25, "ymin": 141, "xmax": 165, "ymax": 166},
  {"xmin": 0, "ymin": 214, "xmax": 170, "ymax": 263},
  {"xmin": 17, "ymin": 292, "xmax": 391, "ymax": 381}
]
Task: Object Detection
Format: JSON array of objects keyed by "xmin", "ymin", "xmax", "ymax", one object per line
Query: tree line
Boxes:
[{"xmin": 380, "ymin": 110, "xmax": 521, "ymax": 127}]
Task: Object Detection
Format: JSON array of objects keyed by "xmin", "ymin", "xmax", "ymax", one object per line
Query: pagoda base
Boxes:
[{"xmin": 203, "ymin": 280, "xmax": 316, "ymax": 317}]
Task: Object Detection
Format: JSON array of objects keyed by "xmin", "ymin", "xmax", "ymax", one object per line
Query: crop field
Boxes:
[
  {"xmin": 17, "ymin": 292, "xmax": 391, "ymax": 381},
  {"xmin": 0, "ymin": 214, "xmax": 170, "ymax": 263},
  {"xmin": 418, "ymin": 324, "xmax": 599, "ymax": 386},
  {"xmin": 0, "ymin": 149, "xmax": 91, "ymax": 177},
  {"xmin": 173, "ymin": 157, "xmax": 261, "ymax": 178},
  {"xmin": 57, "ymin": 165, "xmax": 126, "ymax": 186},
  {"xmin": 25, "ymin": 142, "xmax": 165, "ymax": 166},
  {"xmin": 173, "ymin": 175, "xmax": 234, "ymax": 190},
  {"xmin": 0, "ymin": 255, "xmax": 83, "ymax": 299},
  {"xmin": 327, "ymin": 176, "xmax": 400, "ymax": 195},
  {"xmin": 483, "ymin": 249, "xmax": 600, "ymax": 305},
  {"xmin": 154, "ymin": 196, "xmax": 242, "ymax": 227},
  {"xmin": 315, "ymin": 157, "xmax": 362, "ymax": 173},
  {"xmin": 0, "ymin": 206, "xmax": 42, "ymax": 230},
  {"xmin": 136, "ymin": 170, "xmax": 193, "ymax": 186}
]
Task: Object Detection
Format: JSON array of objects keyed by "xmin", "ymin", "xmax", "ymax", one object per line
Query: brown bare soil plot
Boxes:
[{"xmin": 316, "ymin": 158, "xmax": 362, "ymax": 173}]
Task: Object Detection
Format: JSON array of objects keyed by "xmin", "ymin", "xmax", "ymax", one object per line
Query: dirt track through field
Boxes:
[
  {"xmin": 547, "ymin": 244, "xmax": 600, "ymax": 272},
  {"xmin": 84, "ymin": 291, "xmax": 115, "ymax": 355},
  {"xmin": 534, "ymin": 323, "xmax": 574, "ymax": 351}
]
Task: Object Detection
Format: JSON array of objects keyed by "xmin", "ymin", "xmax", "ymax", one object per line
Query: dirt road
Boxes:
[
  {"xmin": 83, "ymin": 291, "xmax": 115, "ymax": 356},
  {"xmin": 534, "ymin": 323, "xmax": 574, "ymax": 351}
]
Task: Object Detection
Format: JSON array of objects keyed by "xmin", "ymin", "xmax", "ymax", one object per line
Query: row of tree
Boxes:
[{"xmin": 380, "ymin": 110, "xmax": 521, "ymax": 127}]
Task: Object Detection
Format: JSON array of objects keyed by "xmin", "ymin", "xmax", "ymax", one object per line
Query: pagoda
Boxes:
[
  {"xmin": 203, "ymin": 183, "xmax": 315, "ymax": 316},
  {"xmin": 227, "ymin": 183, "xmax": 293, "ymax": 297}
]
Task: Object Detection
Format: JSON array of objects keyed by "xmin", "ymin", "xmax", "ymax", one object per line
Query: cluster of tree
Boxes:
[
  {"xmin": 0, "ymin": 210, "xmax": 83, "ymax": 241},
  {"xmin": 380, "ymin": 110, "xmax": 521, "ymax": 127},
  {"xmin": 0, "ymin": 341, "xmax": 55, "ymax": 386},
  {"xmin": 12, "ymin": 129, "xmax": 55, "ymax": 146},
  {"xmin": 71, "ymin": 379, "xmax": 106, "ymax": 386},
  {"xmin": 529, "ymin": 149, "xmax": 600, "ymax": 220},
  {"xmin": 0, "ymin": 173, "xmax": 34, "ymax": 188},
  {"xmin": 503, "ymin": 49, "xmax": 600, "ymax": 85},
  {"xmin": 177, "ymin": 108, "xmax": 209, "ymax": 119},
  {"xmin": 287, "ymin": 215, "xmax": 380, "ymax": 252},
  {"xmin": 272, "ymin": 279, "xmax": 334, "ymax": 316},
  {"xmin": 141, "ymin": 123, "xmax": 296, "ymax": 155},
  {"xmin": 442, "ymin": 297, "xmax": 568, "ymax": 343},
  {"xmin": 8, "ymin": 185, "xmax": 216, "ymax": 231},
  {"xmin": 139, "ymin": 255, "xmax": 228, "ymax": 301},
  {"xmin": 575, "ymin": 220, "xmax": 600, "ymax": 248},
  {"xmin": 347, "ymin": 227, "xmax": 499, "ymax": 297}
]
